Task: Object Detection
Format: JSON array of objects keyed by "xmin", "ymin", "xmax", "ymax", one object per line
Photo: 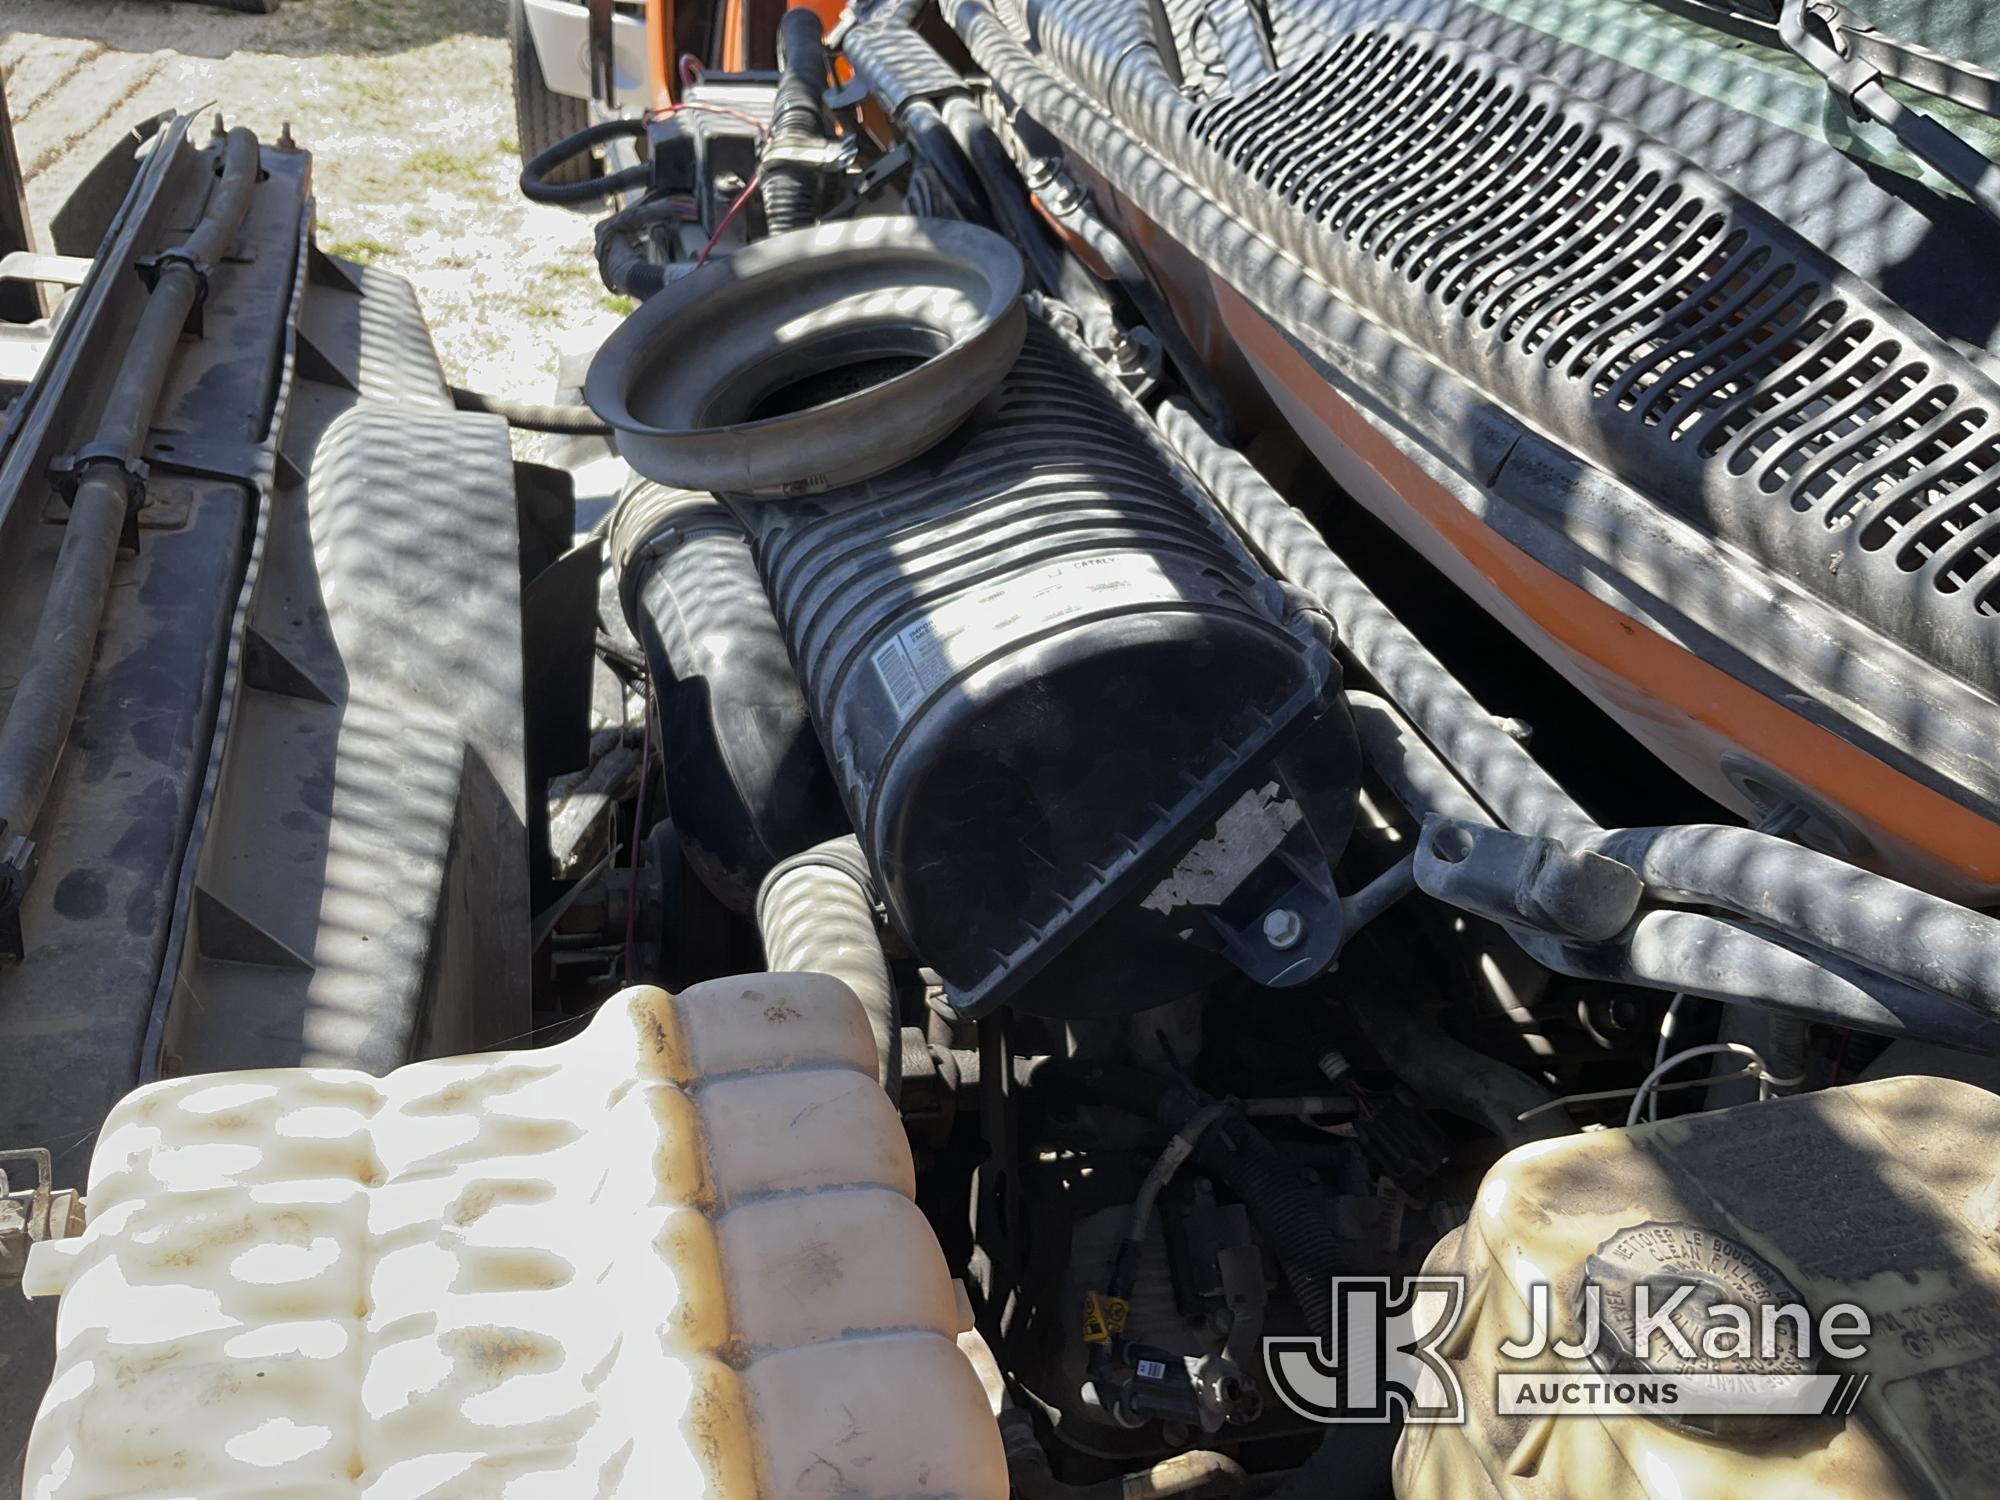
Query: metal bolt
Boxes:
[{"xmin": 1262, "ymin": 908, "xmax": 1303, "ymax": 950}]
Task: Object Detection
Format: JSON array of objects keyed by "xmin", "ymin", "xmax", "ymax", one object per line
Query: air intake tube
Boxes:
[
  {"xmin": 610, "ymin": 479, "xmax": 848, "ymax": 911},
  {"xmin": 761, "ymin": 8, "xmax": 834, "ymax": 233},
  {"xmin": 758, "ymin": 837, "xmax": 902, "ymax": 1103}
]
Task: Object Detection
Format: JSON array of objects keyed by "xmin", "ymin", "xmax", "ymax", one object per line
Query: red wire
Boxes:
[
  {"xmin": 643, "ymin": 98, "xmax": 770, "ymax": 139},
  {"xmin": 696, "ymin": 171, "xmax": 761, "ymax": 267}
]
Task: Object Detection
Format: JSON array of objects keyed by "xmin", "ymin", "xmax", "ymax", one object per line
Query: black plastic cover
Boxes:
[{"xmin": 733, "ymin": 311, "xmax": 1359, "ymax": 1016}]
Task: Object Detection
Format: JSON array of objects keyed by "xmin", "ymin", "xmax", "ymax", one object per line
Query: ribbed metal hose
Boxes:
[
  {"xmin": 1159, "ymin": 402, "xmax": 2000, "ymax": 1040},
  {"xmin": 0, "ymin": 127, "xmax": 260, "ymax": 852},
  {"xmin": 761, "ymin": 8, "xmax": 833, "ymax": 234},
  {"xmin": 1152, "ymin": 399, "xmax": 1598, "ymax": 845},
  {"xmin": 756, "ymin": 836, "xmax": 901, "ymax": 1102}
]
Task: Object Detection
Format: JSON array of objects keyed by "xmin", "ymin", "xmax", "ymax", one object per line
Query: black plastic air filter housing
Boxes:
[{"xmin": 731, "ymin": 311, "xmax": 1360, "ymax": 1017}]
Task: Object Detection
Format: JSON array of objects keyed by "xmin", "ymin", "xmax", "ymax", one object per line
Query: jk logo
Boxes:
[{"xmin": 1264, "ymin": 1277, "xmax": 1468, "ymax": 1424}]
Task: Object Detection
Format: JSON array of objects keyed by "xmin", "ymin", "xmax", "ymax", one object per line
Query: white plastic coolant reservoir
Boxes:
[{"xmin": 19, "ymin": 974, "xmax": 1006, "ymax": 1498}]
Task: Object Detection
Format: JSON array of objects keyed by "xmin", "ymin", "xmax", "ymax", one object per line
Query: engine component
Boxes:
[
  {"xmin": 733, "ymin": 308, "xmax": 1359, "ymax": 1017},
  {"xmin": 19, "ymin": 975, "xmax": 1006, "ymax": 1498},
  {"xmin": 759, "ymin": 7, "xmax": 835, "ymax": 234},
  {"xmin": 585, "ymin": 217, "xmax": 1027, "ymax": 496},
  {"xmin": 611, "ymin": 479, "xmax": 847, "ymax": 909},
  {"xmin": 518, "ymin": 115, "xmax": 649, "ymax": 206},
  {"xmin": 758, "ymin": 835, "xmax": 901, "ymax": 1101},
  {"xmin": 0, "ymin": 125, "xmax": 258, "ymax": 960},
  {"xmin": 1405, "ymin": 1075, "xmax": 2000, "ymax": 1497}
]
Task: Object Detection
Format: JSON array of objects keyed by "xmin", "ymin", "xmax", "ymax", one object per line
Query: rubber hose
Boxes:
[
  {"xmin": 612, "ymin": 479, "xmax": 848, "ymax": 911},
  {"xmin": 520, "ymin": 117, "xmax": 650, "ymax": 206},
  {"xmin": 594, "ymin": 196, "xmax": 677, "ymax": 299},
  {"xmin": 1153, "ymin": 399, "xmax": 1599, "ymax": 845},
  {"xmin": 0, "ymin": 128, "xmax": 260, "ymax": 845},
  {"xmin": 757, "ymin": 837, "xmax": 901, "ymax": 1102},
  {"xmin": 1036, "ymin": 1062, "xmax": 1346, "ymax": 1337},
  {"xmin": 898, "ymin": 102, "xmax": 995, "ymax": 228},
  {"xmin": 939, "ymin": 96, "xmax": 1110, "ymax": 322},
  {"xmin": 761, "ymin": 8, "xmax": 833, "ymax": 234},
  {"xmin": 449, "ymin": 385, "xmax": 612, "ymax": 434}
]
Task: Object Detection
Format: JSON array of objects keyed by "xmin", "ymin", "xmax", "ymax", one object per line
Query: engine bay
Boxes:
[{"xmin": 6, "ymin": 0, "xmax": 2000, "ymax": 1494}]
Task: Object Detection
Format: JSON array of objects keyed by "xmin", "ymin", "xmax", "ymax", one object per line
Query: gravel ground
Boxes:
[{"xmin": 0, "ymin": 0, "xmax": 625, "ymax": 425}]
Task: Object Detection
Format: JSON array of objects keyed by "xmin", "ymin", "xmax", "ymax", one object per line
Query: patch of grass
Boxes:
[
  {"xmin": 407, "ymin": 147, "xmax": 483, "ymax": 184},
  {"xmin": 522, "ymin": 300, "xmax": 564, "ymax": 321},
  {"xmin": 326, "ymin": 236, "xmax": 395, "ymax": 265},
  {"xmin": 338, "ymin": 72, "xmax": 399, "ymax": 114},
  {"xmin": 600, "ymin": 293, "xmax": 636, "ymax": 315}
]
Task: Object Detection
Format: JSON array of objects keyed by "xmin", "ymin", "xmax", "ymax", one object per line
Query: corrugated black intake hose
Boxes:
[
  {"xmin": 449, "ymin": 384, "xmax": 612, "ymax": 434},
  {"xmin": 761, "ymin": 8, "xmax": 834, "ymax": 234},
  {"xmin": 860, "ymin": 0, "xmax": 930, "ymax": 25},
  {"xmin": 757, "ymin": 837, "xmax": 901, "ymax": 1102},
  {"xmin": 1030, "ymin": 1061, "xmax": 1346, "ymax": 1338},
  {"xmin": 0, "ymin": 128, "xmax": 260, "ymax": 917}
]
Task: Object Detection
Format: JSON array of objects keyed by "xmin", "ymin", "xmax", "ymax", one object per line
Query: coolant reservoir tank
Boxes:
[
  {"xmin": 19, "ymin": 975, "xmax": 1006, "ymax": 1498},
  {"xmin": 1399, "ymin": 1075, "xmax": 2000, "ymax": 1499}
]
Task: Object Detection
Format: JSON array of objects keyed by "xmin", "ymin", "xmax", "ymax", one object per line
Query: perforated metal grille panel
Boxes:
[{"xmin": 1189, "ymin": 23, "xmax": 2000, "ymax": 688}]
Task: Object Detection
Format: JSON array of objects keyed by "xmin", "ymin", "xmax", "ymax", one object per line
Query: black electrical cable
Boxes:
[
  {"xmin": 520, "ymin": 117, "xmax": 650, "ymax": 206},
  {"xmin": 1031, "ymin": 1061, "xmax": 1349, "ymax": 1338}
]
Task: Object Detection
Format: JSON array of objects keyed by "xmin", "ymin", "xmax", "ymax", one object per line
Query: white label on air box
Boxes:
[{"xmin": 870, "ymin": 553, "xmax": 1189, "ymax": 717}]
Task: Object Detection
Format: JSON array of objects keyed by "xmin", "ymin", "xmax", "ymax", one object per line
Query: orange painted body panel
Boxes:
[
  {"xmin": 1208, "ymin": 277, "xmax": 2000, "ymax": 896},
  {"xmin": 645, "ymin": 0, "xmax": 674, "ymax": 109},
  {"xmin": 723, "ymin": 0, "xmax": 844, "ymax": 69}
]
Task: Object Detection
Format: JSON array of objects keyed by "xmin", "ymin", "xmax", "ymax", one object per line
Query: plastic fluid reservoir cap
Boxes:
[
  {"xmin": 585, "ymin": 217, "xmax": 1026, "ymax": 497},
  {"xmin": 1582, "ymin": 1220, "xmax": 1818, "ymax": 1442}
]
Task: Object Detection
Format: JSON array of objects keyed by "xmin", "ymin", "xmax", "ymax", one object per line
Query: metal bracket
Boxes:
[
  {"xmin": 0, "ymin": 1146, "xmax": 82, "ymax": 1287},
  {"xmin": 134, "ymin": 246, "xmax": 211, "ymax": 337},
  {"xmin": 761, "ymin": 136, "xmax": 856, "ymax": 172},
  {"xmin": 825, "ymin": 75, "xmax": 871, "ymax": 111},
  {"xmin": 853, "ymin": 140, "xmax": 913, "ymax": 196},
  {"xmin": 0, "ymin": 829, "xmax": 34, "ymax": 963},
  {"xmin": 47, "ymin": 444, "xmax": 150, "ymax": 552},
  {"xmin": 1413, "ymin": 815, "xmax": 1642, "ymax": 944}
]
